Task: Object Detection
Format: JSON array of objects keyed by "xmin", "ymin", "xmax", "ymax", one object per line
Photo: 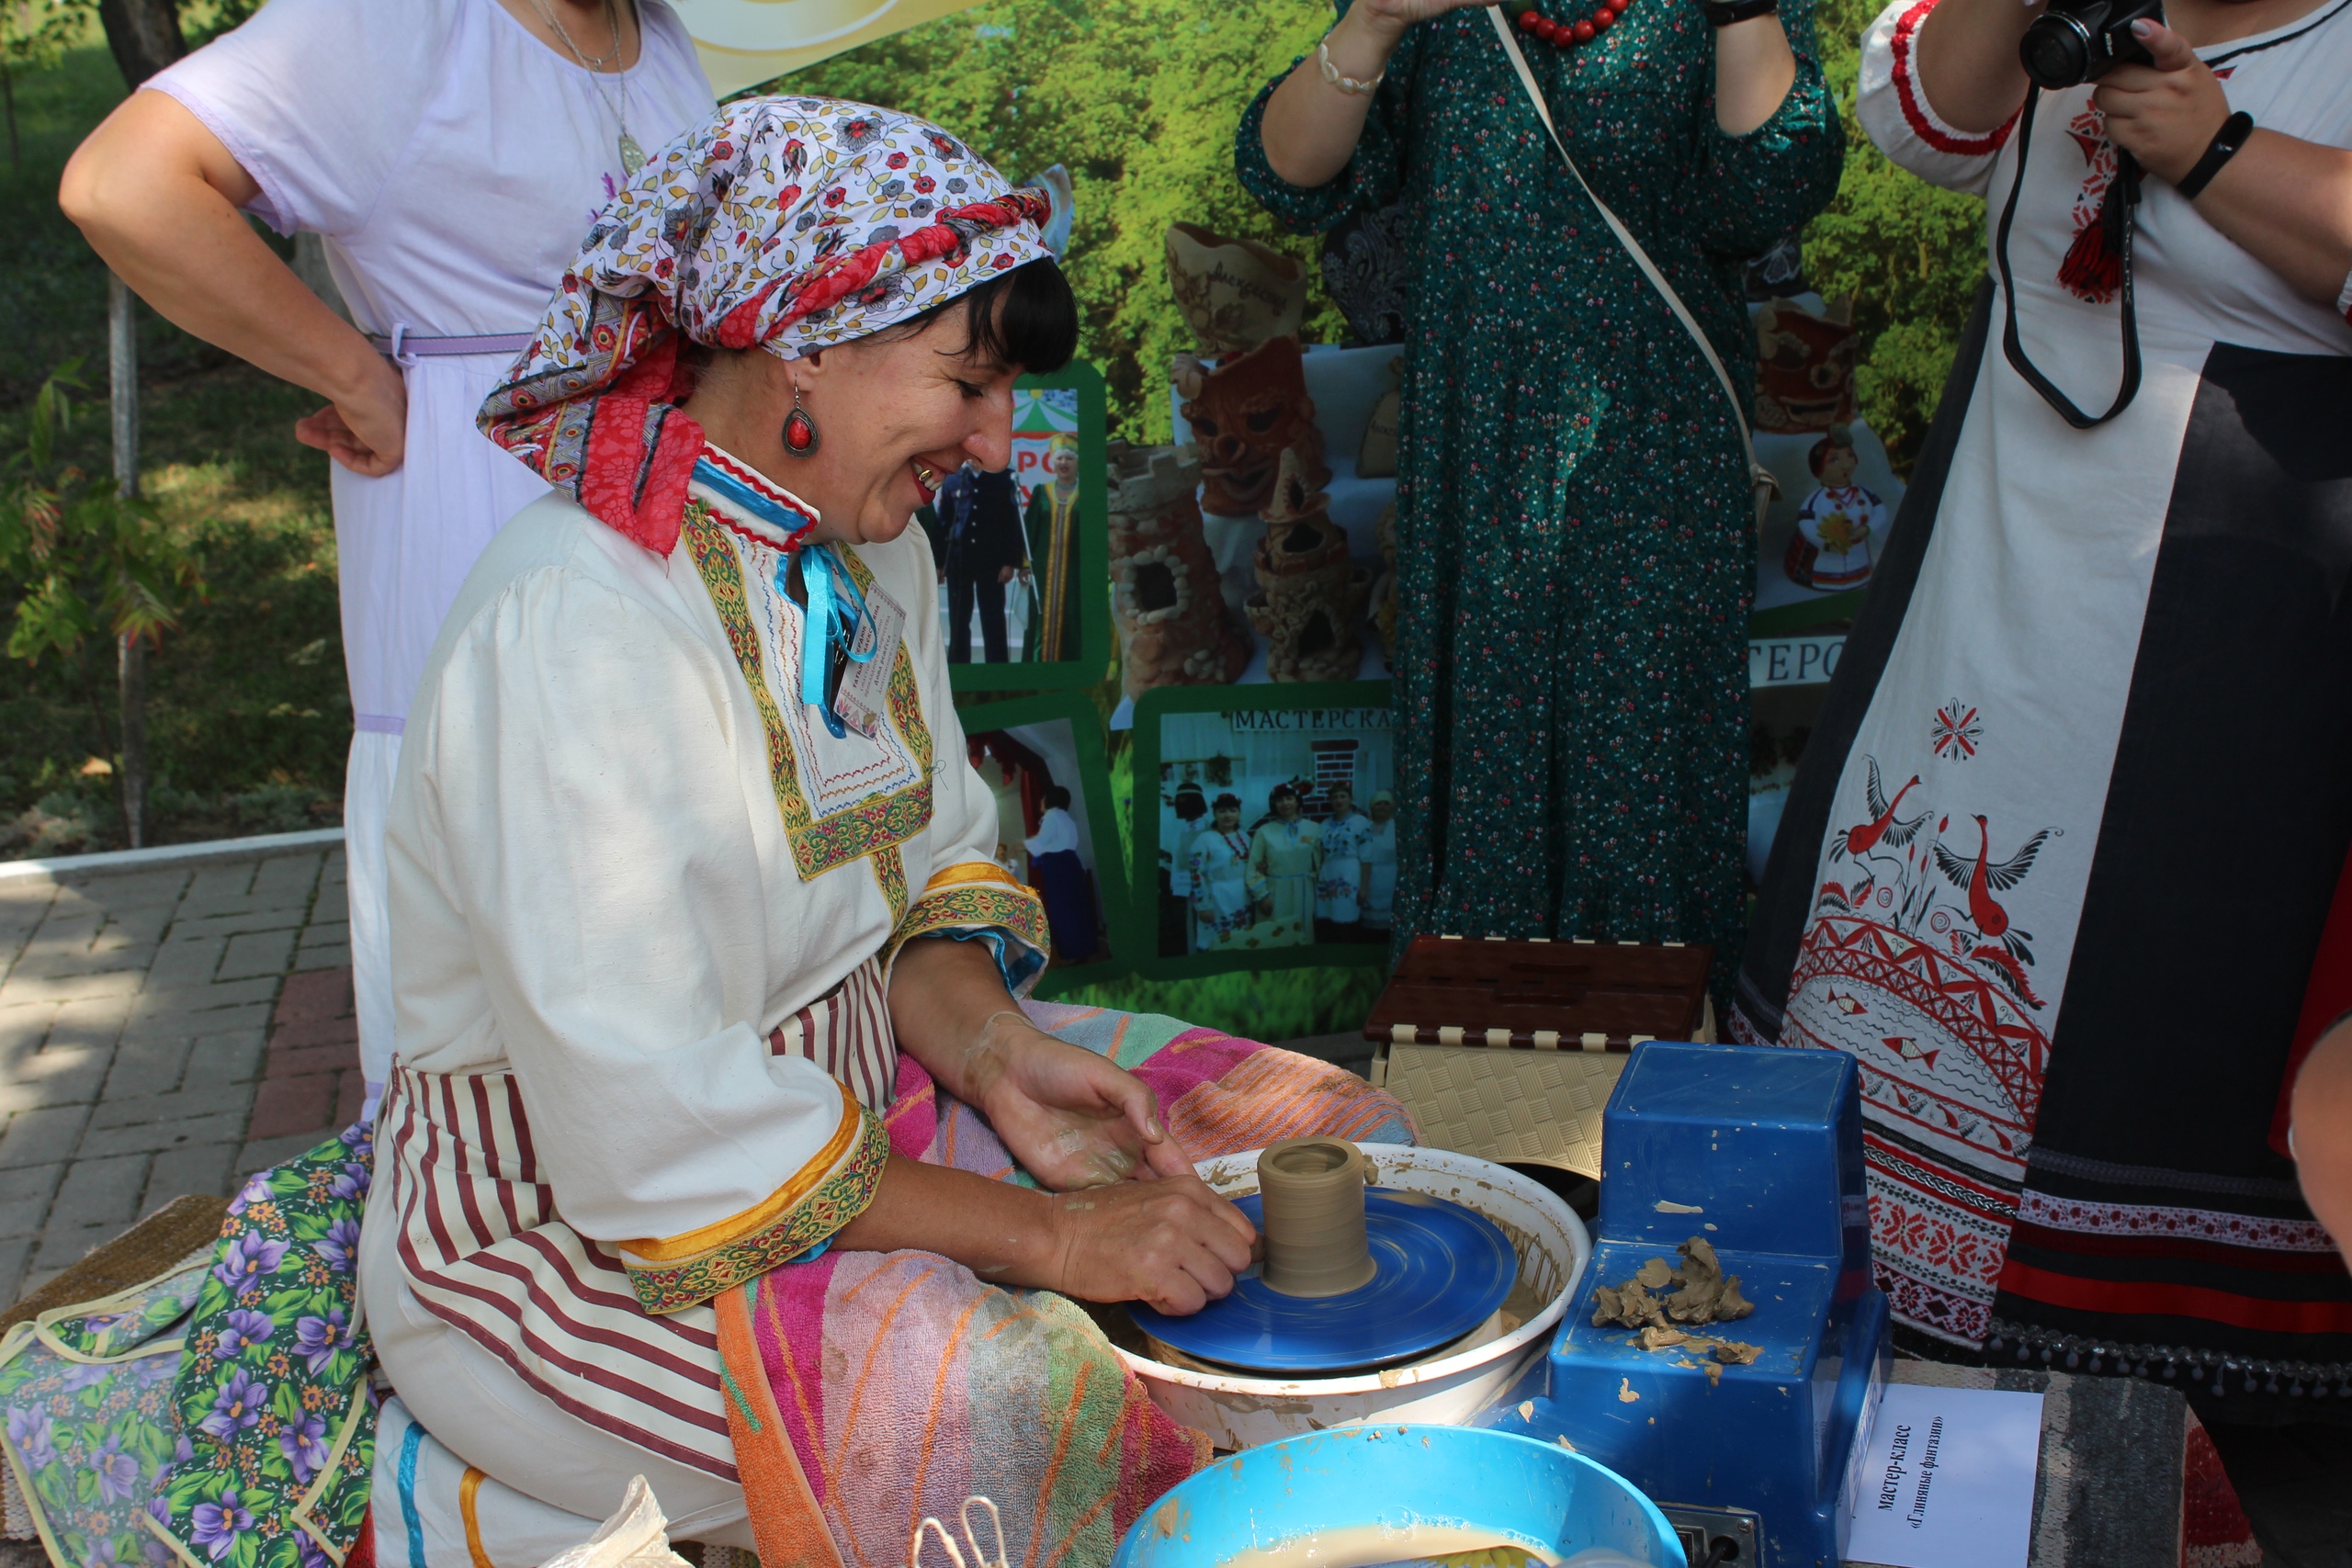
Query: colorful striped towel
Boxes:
[{"xmin": 718, "ymin": 1006, "xmax": 1413, "ymax": 1568}]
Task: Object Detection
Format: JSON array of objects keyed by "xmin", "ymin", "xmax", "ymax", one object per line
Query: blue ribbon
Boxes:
[
  {"xmin": 793, "ymin": 544, "xmax": 876, "ymax": 738},
  {"xmin": 693, "ymin": 457, "xmax": 875, "ymax": 738}
]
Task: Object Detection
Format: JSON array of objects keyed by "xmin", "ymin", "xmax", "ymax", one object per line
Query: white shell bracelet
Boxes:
[{"xmin": 1317, "ymin": 37, "xmax": 1385, "ymax": 96}]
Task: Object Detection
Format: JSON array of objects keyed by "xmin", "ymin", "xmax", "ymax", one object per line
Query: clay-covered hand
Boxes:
[
  {"xmin": 1043, "ymin": 1175, "xmax": 1260, "ymax": 1315},
  {"xmin": 967, "ymin": 1014, "xmax": 1200, "ymax": 1190},
  {"xmin": 2095, "ymin": 21, "xmax": 2232, "ymax": 186},
  {"xmin": 293, "ymin": 355, "xmax": 408, "ymax": 476}
]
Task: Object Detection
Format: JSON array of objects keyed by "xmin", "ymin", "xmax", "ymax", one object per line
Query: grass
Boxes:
[{"xmin": 0, "ymin": 47, "xmax": 343, "ymax": 857}]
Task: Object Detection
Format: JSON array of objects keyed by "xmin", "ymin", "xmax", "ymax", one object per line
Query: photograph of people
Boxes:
[
  {"xmin": 1022, "ymin": 430, "xmax": 1081, "ymax": 662},
  {"xmin": 1247, "ymin": 783, "xmax": 1323, "ymax": 948},
  {"xmin": 58, "ymin": 0, "xmax": 716, "ymax": 1120},
  {"xmin": 939, "ymin": 457, "xmax": 1027, "ymax": 662},
  {"xmin": 1738, "ymin": 0, "xmax": 2352, "ymax": 1408},
  {"xmin": 367, "ymin": 98, "xmax": 1410, "ymax": 1559},
  {"xmin": 1238, "ymin": 0, "xmax": 1843, "ymax": 999},
  {"xmin": 1315, "ymin": 781, "xmax": 1374, "ymax": 942},
  {"xmin": 1187, "ymin": 793, "xmax": 1256, "ymax": 953},
  {"xmin": 1023, "ymin": 784, "xmax": 1102, "ymax": 964},
  {"xmin": 1361, "ymin": 787, "xmax": 1400, "ymax": 935}
]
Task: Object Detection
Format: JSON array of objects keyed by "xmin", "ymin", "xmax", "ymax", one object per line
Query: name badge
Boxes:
[{"xmin": 833, "ymin": 581, "xmax": 907, "ymax": 739}]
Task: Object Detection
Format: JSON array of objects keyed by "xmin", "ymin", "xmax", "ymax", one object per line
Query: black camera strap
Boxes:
[{"xmin": 1995, "ymin": 85, "xmax": 2144, "ymax": 427}]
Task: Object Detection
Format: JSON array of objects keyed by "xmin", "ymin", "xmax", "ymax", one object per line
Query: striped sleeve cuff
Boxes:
[
  {"xmin": 884, "ymin": 862, "xmax": 1052, "ymax": 995},
  {"xmin": 617, "ymin": 1082, "xmax": 889, "ymax": 1314}
]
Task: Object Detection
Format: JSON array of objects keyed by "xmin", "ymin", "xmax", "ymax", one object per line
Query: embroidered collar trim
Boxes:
[{"xmin": 688, "ymin": 445, "xmax": 822, "ymax": 550}]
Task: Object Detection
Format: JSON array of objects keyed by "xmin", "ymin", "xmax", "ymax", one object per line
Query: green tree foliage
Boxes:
[
  {"xmin": 0, "ymin": 361, "xmax": 200, "ymax": 669},
  {"xmin": 0, "ymin": 0, "xmax": 89, "ymax": 169},
  {"xmin": 1798, "ymin": 0, "xmax": 1987, "ymax": 468},
  {"xmin": 788, "ymin": 0, "xmax": 1347, "ymax": 443}
]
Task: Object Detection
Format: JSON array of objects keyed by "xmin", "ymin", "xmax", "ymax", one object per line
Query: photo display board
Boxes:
[
  {"xmin": 953, "ymin": 691, "xmax": 1127, "ymax": 994},
  {"xmin": 1125, "ymin": 681, "xmax": 1396, "ymax": 979},
  {"xmin": 938, "ymin": 363, "xmax": 1111, "ymax": 694}
]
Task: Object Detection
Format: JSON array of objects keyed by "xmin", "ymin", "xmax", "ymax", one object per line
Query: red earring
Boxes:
[{"xmin": 782, "ymin": 386, "xmax": 820, "ymax": 457}]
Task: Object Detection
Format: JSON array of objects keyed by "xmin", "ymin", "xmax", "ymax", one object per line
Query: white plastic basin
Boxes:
[{"xmin": 1115, "ymin": 1144, "xmax": 1589, "ymax": 1450}]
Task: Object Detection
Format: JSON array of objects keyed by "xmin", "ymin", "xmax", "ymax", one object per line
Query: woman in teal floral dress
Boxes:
[{"xmin": 1238, "ymin": 0, "xmax": 1842, "ymax": 990}]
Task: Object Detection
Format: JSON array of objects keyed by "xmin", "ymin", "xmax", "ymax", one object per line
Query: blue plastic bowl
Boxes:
[{"xmin": 1110, "ymin": 1425, "xmax": 1682, "ymax": 1568}]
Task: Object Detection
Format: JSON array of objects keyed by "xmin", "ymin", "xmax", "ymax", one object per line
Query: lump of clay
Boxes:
[
  {"xmin": 1590, "ymin": 1235, "xmax": 1757, "ymax": 1330},
  {"xmin": 1175, "ymin": 336, "xmax": 1330, "ymax": 517},
  {"xmin": 1107, "ymin": 442, "xmax": 1253, "ymax": 701},
  {"xmin": 1244, "ymin": 449, "xmax": 1371, "ymax": 683}
]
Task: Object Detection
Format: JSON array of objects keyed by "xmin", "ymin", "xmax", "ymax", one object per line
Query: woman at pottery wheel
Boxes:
[
  {"xmin": 361, "ymin": 98, "xmax": 1415, "ymax": 1566},
  {"xmin": 1238, "ymin": 0, "xmax": 1843, "ymax": 992}
]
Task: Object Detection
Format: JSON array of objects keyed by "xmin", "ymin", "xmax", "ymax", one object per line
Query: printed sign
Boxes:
[
  {"xmin": 1844, "ymin": 1383, "xmax": 2042, "ymax": 1568},
  {"xmin": 1749, "ymin": 634, "xmax": 1846, "ymax": 688}
]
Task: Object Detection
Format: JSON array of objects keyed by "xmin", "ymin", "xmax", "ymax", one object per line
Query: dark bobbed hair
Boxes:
[
  {"xmin": 1043, "ymin": 784, "xmax": 1072, "ymax": 809},
  {"xmin": 676, "ymin": 257, "xmax": 1077, "ymax": 388},
  {"xmin": 889, "ymin": 257, "xmax": 1077, "ymax": 374},
  {"xmin": 1213, "ymin": 793, "xmax": 1242, "ymax": 812}
]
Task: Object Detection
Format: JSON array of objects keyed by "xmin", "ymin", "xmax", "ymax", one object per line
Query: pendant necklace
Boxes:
[{"xmin": 529, "ymin": 0, "xmax": 646, "ymax": 174}]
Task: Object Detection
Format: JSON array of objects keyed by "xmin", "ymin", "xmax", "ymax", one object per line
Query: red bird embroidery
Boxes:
[
  {"xmin": 1932, "ymin": 815, "xmax": 2059, "ymax": 965},
  {"xmin": 1833, "ymin": 758, "xmax": 1929, "ymax": 863}
]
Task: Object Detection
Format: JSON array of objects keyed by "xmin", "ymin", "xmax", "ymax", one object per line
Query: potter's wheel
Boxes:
[{"xmin": 1130, "ymin": 1189, "xmax": 1516, "ymax": 1372}]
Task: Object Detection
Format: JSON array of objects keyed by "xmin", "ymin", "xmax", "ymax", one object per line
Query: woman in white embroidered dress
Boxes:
[
  {"xmin": 1736, "ymin": 0, "xmax": 2352, "ymax": 1411},
  {"xmin": 60, "ymin": 0, "xmax": 714, "ymax": 1115},
  {"xmin": 1315, "ymin": 782, "xmax": 1372, "ymax": 937},
  {"xmin": 1362, "ymin": 787, "xmax": 1400, "ymax": 934},
  {"xmin": 361, "ymin": 99, "xmax": 1413, "ymax": 1561},
  {"xmin": 1189, "ymin": 793, "xmax": 1255, "ymax": 952}
]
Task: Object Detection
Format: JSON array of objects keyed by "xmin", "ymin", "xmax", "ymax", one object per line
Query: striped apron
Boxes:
[{"xmin": 379, "ymin": 957, "xmax": 894, "ymax": 1479}]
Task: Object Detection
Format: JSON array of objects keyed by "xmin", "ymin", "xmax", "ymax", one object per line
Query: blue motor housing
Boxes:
[{"xmin": 1481, "ymin": 1042, "xmax": 1891, "ymax": 1568}]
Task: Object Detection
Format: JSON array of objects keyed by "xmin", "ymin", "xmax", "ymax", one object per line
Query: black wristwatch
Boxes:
[
  {"xmin": 2174, "ymin": 110, "xmax": 2254, "ymax": 202},
  {"xmin": 1702, "ymin": 0, "xmax": 1779, "ymax": 26}
]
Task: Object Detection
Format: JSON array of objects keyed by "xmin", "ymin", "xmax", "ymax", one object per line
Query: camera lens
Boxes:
[{"xmin": 2020, "ymin": 13, "xmax": 2095, "ymax": 87}]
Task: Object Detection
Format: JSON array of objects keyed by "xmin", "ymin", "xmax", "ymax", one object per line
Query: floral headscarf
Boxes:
[{"xmin": 479, "ymin": 97, "xmax": 1054, "ymax": 555}]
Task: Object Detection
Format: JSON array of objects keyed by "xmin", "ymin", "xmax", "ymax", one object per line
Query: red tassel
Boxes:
[
  {"xmin": 2058, "ymin": 175, "xmax": 2126, "ymax": 304},
  {"xmin": 345, "ymin": 1506, "xmax": 376, "ymax": 1568}
]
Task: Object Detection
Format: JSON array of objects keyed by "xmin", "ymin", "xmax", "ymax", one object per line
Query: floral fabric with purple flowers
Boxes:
[
  {"xmin": 0, "ymin": 1247, "xmax": 207, "ymax": 1568},
  {"xmin": 147, "ymin": 1125, "xmax": 376, "ymax": 1568}
]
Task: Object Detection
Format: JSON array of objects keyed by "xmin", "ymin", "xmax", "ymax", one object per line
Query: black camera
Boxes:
[{"xmin": 2019, "ymin": 0, "xmax": 2163, "ymax": 87}]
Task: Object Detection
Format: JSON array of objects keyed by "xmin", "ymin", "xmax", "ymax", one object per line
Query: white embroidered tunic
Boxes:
[{"xmin": 356, "ymin": 456, "xmax": 1047, "ymax": 1480}]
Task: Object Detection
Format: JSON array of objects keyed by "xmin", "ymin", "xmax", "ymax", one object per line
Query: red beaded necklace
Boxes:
[{"xmin": 1509, "ymin": 0, "xmax": 1631, "ymax": 48}]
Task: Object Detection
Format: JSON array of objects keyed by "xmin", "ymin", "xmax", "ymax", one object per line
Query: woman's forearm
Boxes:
[
  {"xmin": 63, "ymin": 89, "xmax": 408, "ymax": 474},
  {"xmin": 61, "ymin": 90, "xmax": 409, "ymax": 472},
  {"xmin": 2294, "ymin": 1021, "xmax": 2352, "ymax": 1264},
  {"xmin": 61, "ymin": 90, "xmax": 385, "ymax": 408},
  {"xmin": 1713, "ymin": 15, "xmax": 1799, "ymax": 135},
  {"xmin": 1915, "ymin": 0, "xmax": 2037, "ymax": 135},
  {"xmin": 834, "ymin": 1154, "xmax": 1057, "ymax": 1281},
  {"xmin": 1261, "ymin": 4, "xmax": 1408, "ymax": 188},
  {"xmin": 2186, "ymin": 132, "xmax": 2352, "ymax": 306},
  {"xmin": 886, "ymin": 933, "xmax": 1029, "ymax": 1106}
]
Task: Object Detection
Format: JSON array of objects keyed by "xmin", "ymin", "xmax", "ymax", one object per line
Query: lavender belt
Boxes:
[{"xmin": 366, "ymin": 325, "xmax": 535, "ymax": 361}]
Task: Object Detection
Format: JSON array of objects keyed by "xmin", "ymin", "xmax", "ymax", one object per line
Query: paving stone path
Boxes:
[{"xmin": 0, "ymin": 845, "xmax": 360, "ymax": 1305}]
